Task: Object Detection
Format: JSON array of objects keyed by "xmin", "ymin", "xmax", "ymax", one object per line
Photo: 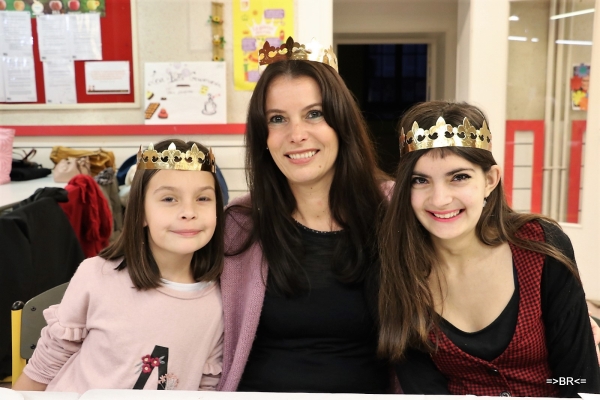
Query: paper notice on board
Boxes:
[
  {"xmin": 1, "ymin": 56, "xmax": 37, "ymax": 102},
  {"xmin": 85, "ymin": 61, "xmax": 130, "ymax": 94},
  {"xmin": 0, "ymin": 11, "xmax": 34, "ymax": 58},
  {"xmin": 70, "ymin": 13, "xmax": 102, "ymax": 60},
  {"xmin": 43, "ymin": 59, "xmax": 76, "ymax": 104},
  {"xmin": 36, "ymin": 14, "xmax": 102, "ymax": 61},
  {"xmin": 36, "ymin": 14, "xmax": 72, "ymax": 60}
]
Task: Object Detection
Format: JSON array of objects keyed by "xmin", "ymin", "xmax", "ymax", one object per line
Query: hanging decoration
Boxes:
[{"xmin": 209, "ymin": 2, "xmax": 225, "ymax": 62}]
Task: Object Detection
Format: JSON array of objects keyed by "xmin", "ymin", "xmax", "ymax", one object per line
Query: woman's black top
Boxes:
[
  {"xmin": 238, "ymin": 223, "xmax": 389, "ymax": 393},
  {"xmin": 394, "ymin": 222, "xmax": 600, "ymax": 397}
]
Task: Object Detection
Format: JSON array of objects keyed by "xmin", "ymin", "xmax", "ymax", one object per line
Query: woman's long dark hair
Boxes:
[
  {"xmin": 226, "ymin": 60, "xmax": 389, "ymax": 297},
  {"xmin": 100, "ymin": 139, "xmax": 225, "ymax": 290},
  {"xmin": 377, "ymin": 101, "xmax": 579, "ymax": 361}
]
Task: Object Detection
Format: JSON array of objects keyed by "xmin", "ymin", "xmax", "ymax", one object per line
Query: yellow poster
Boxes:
[{"xmin": 233, "ymin": 0, "xmax": 294, "ymax": 91}]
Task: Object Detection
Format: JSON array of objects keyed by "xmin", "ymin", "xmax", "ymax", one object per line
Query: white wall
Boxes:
[
  {"xmin": 11, "ymin": 135, "xmax": 249, "ymax": 200},
  {"xmin": 456, "ymin": 0, "xmax": 509, "ymax": 170}
]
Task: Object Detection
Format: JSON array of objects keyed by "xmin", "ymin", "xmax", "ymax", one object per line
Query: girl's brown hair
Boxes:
[
  {"xmin": 226, "ymin": 60, "xmax": 389, "ymax": 296},
  {"xmin": 99, "ymin": 139, "xmax": 225, "ymax": 289},
  {"xmin": 377, "ymin": 101, "xmax": 578, "ymax": 361}
]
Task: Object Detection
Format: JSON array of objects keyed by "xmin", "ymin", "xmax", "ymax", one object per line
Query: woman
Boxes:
[
  {"xmin": 218, "ymin": 38, "xmax": 392, "ymax": 393},
  {"xmin": 378, "ymin": 101, "xmax": 600, "ymax": 397}
]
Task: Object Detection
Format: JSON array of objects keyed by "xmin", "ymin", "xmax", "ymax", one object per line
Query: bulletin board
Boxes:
[{"xmin": 0, "ymin": 0, "xmax": 139, "ymax": 110}]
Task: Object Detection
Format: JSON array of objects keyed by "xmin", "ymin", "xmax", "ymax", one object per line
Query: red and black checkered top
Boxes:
[{"xmin": 428, "ymin": 221, "xmax": 560, "ymax": 397}]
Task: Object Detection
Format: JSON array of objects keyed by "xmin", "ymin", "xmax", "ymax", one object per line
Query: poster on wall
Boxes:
[
  {"xmin": 233, "ymin": 0, "xmax": 294, "ymax": 91},
  {"xmin": 571, "ymin": 63, "xmax": 590, "ymax": 111},
  {"xmin": 0, "ymin": 0, "xmax": 106, "ymax": 17},
  {"xmin": 144, "ymin": 62, "xmax": 226, "ymax": 124}
]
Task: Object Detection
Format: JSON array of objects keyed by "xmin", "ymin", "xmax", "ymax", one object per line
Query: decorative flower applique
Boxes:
[
  {"xmin": 135, "ymin": 354, "xmax": 165, "ymax": 375},
  {"xmin": 158, "ymin": 373, "xmax": 180, "ymax": 390}
]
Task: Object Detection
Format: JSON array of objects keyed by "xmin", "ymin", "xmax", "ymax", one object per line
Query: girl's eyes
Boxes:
[
  {"xmin": 411, "ymin": 174, "xmax": 471, "ymax": 185},
  {"xmin": 452, "ymin": 173, "xmax": 471, "ymax": 182},
  {"xmin": 411, "ymin": 176, "xmax": 428, "ymax": 185},
  {"xmin": 160, "ymin": 196, "xmax": 213, "ymax": 202}
]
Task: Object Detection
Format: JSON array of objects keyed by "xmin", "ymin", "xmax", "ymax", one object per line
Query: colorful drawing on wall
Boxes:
[
  {"xmin": 571, "ymin": 63, "xmax": 590, "ymax": 111},
  {"xmin": 233, "ymin": 0, "xmax": 294, "ymax": 91},
  {"xmin": 0, "ymin": 0, "xmax": 106, "ymax": 17},
  {"xmin": 144, "ymin": 62, "xmax": 227, "ymax": 124}
]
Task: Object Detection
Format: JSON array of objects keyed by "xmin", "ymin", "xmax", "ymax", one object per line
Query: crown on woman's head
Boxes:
[
  {"xmin": 137, "ymin": 142, "xmax": 216, "ymax": 173},
  {"xmin": 258, "ymin": 36, "xmax": 339, "ymax": 72},
  {"xmin": 400, "ymin": 117, "xmax": 492, "ymax": 156}
]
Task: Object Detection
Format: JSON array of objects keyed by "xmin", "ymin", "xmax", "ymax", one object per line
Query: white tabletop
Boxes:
[
  {"xmin": 0, "ymin": 176, "xmax": 66, "ymax": 209},
  {"xmin": 7, "ymin": 390, "xmax": 598, "ymax": 400},
  {"xmin": 21, "ymin": 392, "xmax": 79, "ymax": 400}
]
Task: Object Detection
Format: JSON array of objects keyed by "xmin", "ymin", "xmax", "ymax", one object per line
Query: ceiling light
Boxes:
[
  {"xmin": 531, "ymin": 38, "xmax": 539, "ymax": 42},
  {"xmin": 509, "ymin": 15, "xmax": 519, "ymax": 21},
  {"xmin": 555, "ymin": 39, "xmax": 593, "ymax": 45},
  {"xmin": 550, "ymin": 9, "xmax": 594, "ymax": 20},
  {"xmin": 508, "ymin": 36, "xmax": 527, "ymax": 42}
]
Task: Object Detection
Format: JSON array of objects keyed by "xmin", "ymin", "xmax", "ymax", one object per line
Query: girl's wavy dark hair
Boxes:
[
  {"xmin": 100, "ymin": 139, "xmax": 225, "ymax": 289},
  {"xmin": 377, "ymin": 101, "xmax": 579, "ymax": 361}
]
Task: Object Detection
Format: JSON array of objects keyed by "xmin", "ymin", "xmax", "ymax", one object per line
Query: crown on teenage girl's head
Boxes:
[
  {"xmin": 258, "ymin": 36, "xmax": 339, "ymax": 72},
  {"xmin": 399, "ymin": 117, "xmax": 492, "ymax": 156},
  {"xmin": 136, "ymin": 142, "xmax": 216, "ymax": 173}
]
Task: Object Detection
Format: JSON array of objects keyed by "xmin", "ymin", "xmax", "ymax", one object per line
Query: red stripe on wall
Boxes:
[
  {"xmin": 504, "ymin": 121, "xmax": 516, "ymax": 207},
  {"xmin": 5, "ymin": 124, "xmax": 247, "ymax": 136},
  {"xmin": 505, "ymin": 120, "xmax": 545, "ymax": 212},
  {"xmin": 531, "ymin": 122, "xmax": 545, "ymax": 214},
  {"xmin": 567, "ymin": 121, "xmax": 586, "ymax": 223}
]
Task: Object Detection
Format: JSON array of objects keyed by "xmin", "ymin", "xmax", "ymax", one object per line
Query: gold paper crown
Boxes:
[
  {"xmin": 137, "ymin": 142, "xmax": 216, "ymax": 173},
  {"xmin": 400, "ymin": 117, "xmax": 492, "ymax": 156},
  {"xmin": 258, "ymin": 36, "xmax": 339, "ymax": 72}
]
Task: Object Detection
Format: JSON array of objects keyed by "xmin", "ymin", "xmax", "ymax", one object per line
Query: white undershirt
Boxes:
[{"xmin": 160, "ymin": 278, "xmax": 212, "ymax": 292}]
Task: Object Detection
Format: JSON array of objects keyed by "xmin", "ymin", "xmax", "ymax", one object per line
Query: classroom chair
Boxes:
[{"xmin": 11, "ymin": 283, "xmax": 69, "ymax": 386}]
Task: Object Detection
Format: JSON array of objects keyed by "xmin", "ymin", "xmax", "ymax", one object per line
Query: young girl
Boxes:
[
  {"xmin": 13, "ymin": 139, "xmax": 224, "ymax": 393},
  {"xmin": 378, "ymin": 101, "xmax": 600, "ymax": 397}
]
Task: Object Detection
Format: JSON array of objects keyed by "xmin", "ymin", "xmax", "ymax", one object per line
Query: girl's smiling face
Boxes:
[
  {"xmin": 410, "ymin": 151, "xmax": 501, "ymax": 245},
  {"xmin": 144, "ymin": 169, "xmax": 217, "ymax": 269}
]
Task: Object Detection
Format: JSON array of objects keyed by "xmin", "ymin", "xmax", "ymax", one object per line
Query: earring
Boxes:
[
  {"xmin": 266, "ymin": 146, "xmax": 269, "ymax": 150},
  {"xmin": 483, "ymin": 197, "xmax": 488, "ymax": 208}
]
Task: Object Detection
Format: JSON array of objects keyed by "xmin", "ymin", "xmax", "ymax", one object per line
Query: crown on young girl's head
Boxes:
[
  {"xmin": 400, "ymin": 117, "xmax": 492, "ymax": 156},
  {"xmin": 258, "ymin": 36, "xmax": 339, "ymax": 72},
  {"xmin": 137, "ymin": 142, "xmax": 216, "ymax": 173}
]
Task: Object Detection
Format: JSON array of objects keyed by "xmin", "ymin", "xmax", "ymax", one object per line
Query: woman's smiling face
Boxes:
[
  {"xmin": 264, "ymin": 75, "xmax": 339, "ymax": 190},
  {"xmin": 410, "ymin": 151, "xmax": 500, "ymax": 245}
]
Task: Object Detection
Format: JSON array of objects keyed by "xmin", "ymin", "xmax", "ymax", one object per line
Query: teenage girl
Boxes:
[{"xmin": 378, "ymin": 101, "xmax": 600, "ymax": 397}]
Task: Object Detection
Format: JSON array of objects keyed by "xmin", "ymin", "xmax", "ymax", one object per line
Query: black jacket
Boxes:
[{"xmin": 0, "ymin": 197, "xmax": 84, "ymax": 379}]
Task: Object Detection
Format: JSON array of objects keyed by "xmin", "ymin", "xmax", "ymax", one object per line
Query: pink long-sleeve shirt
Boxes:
[{"xmin": 23, "ymin": 257, "xmax": 223, "ymax": 393}]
